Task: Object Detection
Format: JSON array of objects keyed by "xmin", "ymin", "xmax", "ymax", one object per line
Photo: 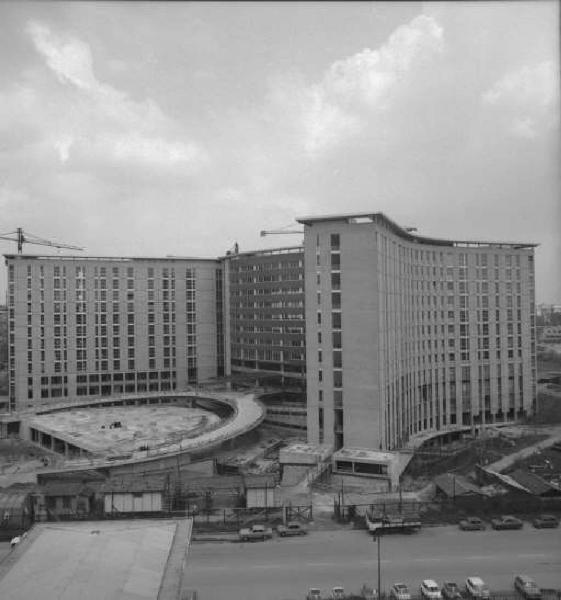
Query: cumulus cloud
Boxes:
[
  {"xmin": 482, "ymin": 61, "xmax": 559, "ymax": 138},
  {"xmin": 24, "ymin": 21, "xmax": 206, "ymax": 168},
  {"xmin": 323, "ymin": 14, "xmax": 444, "ymax": 108},
  {"xmin": 267, "ymin": 14, "xmax": 444, "ymax": 158}
]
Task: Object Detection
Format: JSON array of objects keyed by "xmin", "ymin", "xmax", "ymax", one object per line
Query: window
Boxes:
[
  {"xmin": 333, "ymin": 370, "xmax": 343, "ymax": 388},
  {"xmin": 332, "ymin": 331, "xmax": 342, "ymax": 349},
  {"xmin": 332, "ymin": 312, "xmax": 341, "ymax": 329}
]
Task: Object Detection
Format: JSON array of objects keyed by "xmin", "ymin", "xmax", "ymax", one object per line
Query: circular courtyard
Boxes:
[{"xmin": 28, "ymin": 404, "xmax": 223, "ymax": 456}]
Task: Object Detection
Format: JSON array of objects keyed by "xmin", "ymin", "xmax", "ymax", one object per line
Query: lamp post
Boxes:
[{"xmin": 374, "ymin": 534, "xmax": 381, "ymax": 599}]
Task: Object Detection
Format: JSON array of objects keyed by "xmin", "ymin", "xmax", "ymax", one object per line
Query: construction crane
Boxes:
[{"xmin": 0, "ymin": 227, "xmax": 84, "ymax": 254}]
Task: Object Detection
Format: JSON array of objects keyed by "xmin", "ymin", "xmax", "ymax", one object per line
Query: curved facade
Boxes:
[{"xmin": 298, "ymin": 213, "xmax": 537, "ymax": 451}]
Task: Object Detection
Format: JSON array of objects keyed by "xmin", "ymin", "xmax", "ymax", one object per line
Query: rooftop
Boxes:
[
  {"xmin": 0, "ymin": 520, "xmax": 185, "ymax": 600},
  {"xmin": 296, "ymin": 211, "xmax": 538, "ymax": 249},
  {"xmin": 332, "ymin": 447, "xmax": 395, "ymax": 462},
  {"xmin": 434, "ymin": 473, "xmax": 487, "ymax": 497},
  {"xmin": 507, "ymin": 469, "xmax": 561, "ymax": 496},
  {"xmin": 4, "ymin": 254, "xmax": 219, "ymax": 262}
]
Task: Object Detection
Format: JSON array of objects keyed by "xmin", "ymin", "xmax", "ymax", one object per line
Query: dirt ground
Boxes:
[{"xmin": 401, "ymin": 431, "xmax": 549, "ymax": 484}]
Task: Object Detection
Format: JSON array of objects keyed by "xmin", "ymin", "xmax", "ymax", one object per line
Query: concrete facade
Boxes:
[
  {"xmin": 5, "ymin": 255, "xmax": 225, "ymax": 412},
  {"xmin": 298, "ymin": 212, "xmax": 537, "ymax": 452},
  {"xmin": 223, "ymin": 246, "xmax": 305, "ymax": 388}
]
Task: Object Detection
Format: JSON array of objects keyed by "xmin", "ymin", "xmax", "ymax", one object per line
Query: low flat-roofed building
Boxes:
[
  {"xmin": 33, "ymin": 481, "xmax": 98, "ymax": 521},
  {"xmin": 332, "ymin": 447, "xmax": 396, "ymax": 480},
  {"xmin": 0, "ymin": 519, "xmax": 192, "ymax": 600},
  {"xmin": 244, "ymin": 474, "xmax": 278, "ymax": 508},
  {"xmin": 279, "ymin": 442, "xmax": 332, "ymax": 465}
]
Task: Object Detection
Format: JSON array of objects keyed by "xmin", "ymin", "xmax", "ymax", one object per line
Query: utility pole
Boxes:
[{"xmin": 374, "ymin": 534, "xmax": 381, "ymax": 599}]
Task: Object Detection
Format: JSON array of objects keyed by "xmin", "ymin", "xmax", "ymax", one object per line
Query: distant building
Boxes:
[
  {"xmin": 539, "ymin": 325, "xmax": 561, "ymax": 343},
  {"xmin": 297, "ymin": 212, "xmax": 537, "ymax": 453}
]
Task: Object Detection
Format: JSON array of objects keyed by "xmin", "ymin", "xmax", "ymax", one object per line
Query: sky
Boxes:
[{"xmin": 0, "ymin": 1, "xmax": 559, "ymax": 302}]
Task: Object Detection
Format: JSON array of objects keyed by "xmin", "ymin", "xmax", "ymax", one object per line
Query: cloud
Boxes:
[
  {"xmin": 26, "ymin": 21, "xmax": 99, "ymax": 92},
  {"xmin": 23, "ymin": 20, "xmax": 206, "ymax": 168},
  {"xmin": 323, "ymin": 14, "xmax": 444, "ymax": 108},
  {"xmin": 482, "ymin": 61, "xmax": 559, "ymax": 138},
  {"xmin": 266, "ymin": 14, "xmax": 444, "ymax": 158}
]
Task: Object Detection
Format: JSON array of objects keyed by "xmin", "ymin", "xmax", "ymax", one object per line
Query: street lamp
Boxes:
[{"xmin": 373, "ymin": 534, "xmax": 381, "ymax": 599}]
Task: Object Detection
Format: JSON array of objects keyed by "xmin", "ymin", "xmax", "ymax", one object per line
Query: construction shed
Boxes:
[
  {"xmin": 100, "ymin": 475, "xmax": 168, "ymax": 515},
  {"xmin": 33, "ymin": 482, "xmax": 98, "ymax": 521},
  {"xmin": 434, "ymin": 473, "xmax": 487, "ymax": 499},
  {"xmin": 506, "ymin": 469, "xmax": 561, "ymax": 497},
  {"xmin": 244, "ymin": 474, "xmax": 277, "ymax": 508}
]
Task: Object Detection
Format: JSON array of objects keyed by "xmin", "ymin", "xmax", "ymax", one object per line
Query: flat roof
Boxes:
[
  {"xmin": 296, "ymin": 212, "xmax": 538, "ymax": 249},
  {"xmin": 221, "ymin": 245, "xmax": 303, "ymax": 259},
  {"xmin": 0, "ymin": 520, "xmax": 182, "ymax": 600},
  {"xmin": 332, "ymin": 447, "xmax": 395, "ymax": 462},
  {"xmin": 4, "ymin": 254, "xmax": 219, "ymax": 262}
]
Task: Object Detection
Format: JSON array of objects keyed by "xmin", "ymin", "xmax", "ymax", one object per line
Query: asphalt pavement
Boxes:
[{"xmin": 184, "ymin": 525, "xmax": 561, "ymax": 600}]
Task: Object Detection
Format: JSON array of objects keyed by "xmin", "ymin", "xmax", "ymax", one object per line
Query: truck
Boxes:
[
  {"xmin": 238, "ymin": 523, "xmax": 273, "ymax": 542},
  {"xmin": 365, "ymin": 511, "xmax": 422, "ymax": 535}
]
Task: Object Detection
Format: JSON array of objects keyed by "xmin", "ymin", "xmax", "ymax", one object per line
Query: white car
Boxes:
[
  {"xmin": 390, "ymin": 583, "xmax": 411, "ymax": 600},
  {"xmin": 420, "ymin": 580, "xmax": 443, "ymax": 600},
  {"xmin": 331, "ymin": 587, "xmax": 345, "ymax": 600},
  {"xmin": 465, "ymin": 577, "xmax": 490, "ymax": 599}
]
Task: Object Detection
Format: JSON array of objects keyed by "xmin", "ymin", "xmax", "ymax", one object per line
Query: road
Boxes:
[{"xmin": 184, "ymin": 526, "xmax": 561, "ymax": 600}]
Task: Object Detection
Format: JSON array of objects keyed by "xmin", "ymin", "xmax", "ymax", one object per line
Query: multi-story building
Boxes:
[
  {"xmin": 223, "ymin": 246, "xmax": 305, "ymax": 389},
  {"xmin": 5, "ymin": 255, "xmax": 224, "ymax": 412},
  {"xmin": 297, "ymin": 212, "xmax": 537, "ymax": 453},
  {"xmin": 4, "ymin": 212, "xmax": 540, "ymax": 466}
]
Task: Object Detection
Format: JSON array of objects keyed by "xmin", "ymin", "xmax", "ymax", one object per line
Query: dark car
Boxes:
[
  {"xmin": 514, "ymin": 575, "xmax": 541, "ymax": 599},
  {"xmin": 459, "ymin": 517, "xmax": 485, "ymax": 531},
  {"xmin": 360, "ymin": 584, "xmax": 377, "ymax": 600},
  {"xmin": 532, "ymin": 514, "xmax": 559, "ymax": 529},
  {"xmin": 491, "ymin": 515, "xmax": 523, "ymax": 530},
  {"xmin": 277, "ymin": 521, "xmax": 308, "ymax": 537},
  {"xmin": 442, "ymin": 582, "xmax": 463, "ymax": 600}
]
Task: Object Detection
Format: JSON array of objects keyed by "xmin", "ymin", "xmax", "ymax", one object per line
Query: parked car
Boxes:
[
  {"xmin": 360, "ymin": 583, "xmax": 377, "ymax": 599},
  {"xmin": 420, "ymin": 580, "xmax": 442, "ymax": 600},
  {"xmin": 514, "ymin": 575, "xmax": 542, "ymax": 599},
  {"xmin": 459, "ymin": 517, "xmax": 485, "ymax": 531},
  {"xmin": 306, "ymin": 588, "xmax": 322, "ymax": 600},
  {"xmin": 238, "ymin": 523, "xmax": 273, "ymax": 542},
  {"xmin": 390, "ymin": 583, "xmax": 411, "ymax": 600},
  {"xmin": 491, "ymin": 515, "xmax": 523, "ymax": 530},
  {"xmin": 532, "ymin": 514, "xmax": 559, "ymax": 529},
  {"xmin": 442, "ymin": 581, "xmax": 462, "ymax": 600},
  {"xmin": 331, "ymin": 587, "xmax": 346, "ymax": 600},
  {"xmin": 277, "ymin": 521, "xmax": 308, "ymax": 537},
  {"xmin": 465, "ymin": 577, "xmax": 490, "ymax": 600}
]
